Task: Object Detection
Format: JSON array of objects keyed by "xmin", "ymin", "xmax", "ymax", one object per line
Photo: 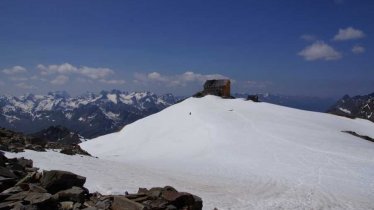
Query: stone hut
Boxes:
[{"xmin": 202, "ymin": 79, "xmax": 231, "ymax": 98}]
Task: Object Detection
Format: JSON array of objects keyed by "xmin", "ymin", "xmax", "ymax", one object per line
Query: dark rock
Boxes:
[
  {"xmin": 15, "ymin": 158, "xmax": 33, "ymax": 168},
  {"xmin": 11, "ymin": 202, "xmax": 38, "ymax": 210},
  {"xmin": 59, "ymin": 145, "xmax": 91, "ymax": 156},
  {"xmin": 28, "ymin": 184, "xmax": 47, "ymax": 193},
  {"xmin": 24, "ymin": 137, "xmax": 47, "ymax": 147},
  {"xmin": 4, "ymin": 191, "xmax": 29, "ymax": 201},
  {"xmin": 0, "ymin": 177, "xmax": 16, "ymax": 192},
  {"xmin": 111, "ymin": 196, "xmax": 145, "ymax": 210},
  {"xmin": 15, "ymin": 172, "xmax": 38, "ymax": 186},
  {"xmin": 41, "ymin": 170, "xmax": 86, "ymax": 194},
  {"xmin": 0, "ymin": 167, "xmax": 17, "ymax": 179},
  {"xmin": 0, "ymin": 153, "xmax": 6, "ymax": 167},
  {"xmin": 342, "ymin": 130, "xmax": 374, "ymax": 143},
  {"xmin": 27, "ymin": 145, "xmax": 45, "ymax": 152},
  {"xmin": 81, "ymin": 207, "xmax": 99, "ymax": 210},
  {"xmin": 328, "ymin": 93, "xmax": 374, "ymax": 122},
  {"xmin": 24, "ymin": 192, "xmax": 52, "ymax": 204},
  {"xmin": 94, "ymin": 197, "xmax": 112, "ymax": 209},
  {"xmin": 31, "ymin": 125, "xmax": 82, "ymax": 145},
  {"xmin": 0, "ymin": 200, "xmax": 23, "ymax": 210},
  {"xmin": 0, "ymin": 192, "xmax": 12, "ymax": 201},
  {"xmin": 54, "ymin": 187, "xmax": 86, "ymax": 203},
  {"xmin": 247, "ymin": 95, "xmax": 259, "ymax": 102},
  {"xmin": 166, "ymin": 205, "xmax": 177, "ymax": 210},
  {"xmin": 1, "ymin": 185, "xmax": 28, "ymax": 194}
]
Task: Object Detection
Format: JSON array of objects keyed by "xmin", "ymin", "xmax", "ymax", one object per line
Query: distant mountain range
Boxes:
[
  {"xmin": 0, "ymin": 90, "xmax": 179, "ymax": 138},
  {"xmin": 327, "ymin": 93, "xmax": 374, "ymax": 123}
]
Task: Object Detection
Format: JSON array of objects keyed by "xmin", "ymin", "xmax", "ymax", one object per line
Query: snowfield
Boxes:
[{"xmin": 7, "ymin": 96, "xmax": 374, "ymax": 209}]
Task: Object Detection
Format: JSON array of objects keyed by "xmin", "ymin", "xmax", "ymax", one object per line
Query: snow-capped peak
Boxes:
[{"xmin": 0, "ymin": 90, "xmax": 178, "ymax": 138}]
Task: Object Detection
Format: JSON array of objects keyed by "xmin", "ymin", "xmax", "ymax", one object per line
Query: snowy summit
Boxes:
[{"xmin": 79, "ymin": 96, "xmax": 374, "ymax": 210}]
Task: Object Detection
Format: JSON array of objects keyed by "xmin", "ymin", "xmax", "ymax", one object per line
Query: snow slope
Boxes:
[
  {"xmin": 8, "ymin": 96, "xmax": 374, "ymax": 209},
  {"xmin": 80, "ymin": 96, "xmax": 374, "ymax": 209}
]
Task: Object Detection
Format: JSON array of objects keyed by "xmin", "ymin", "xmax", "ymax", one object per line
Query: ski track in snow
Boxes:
[{"xmin": 6, "ymin": 96, "xmax": 374, "ymax": 210}]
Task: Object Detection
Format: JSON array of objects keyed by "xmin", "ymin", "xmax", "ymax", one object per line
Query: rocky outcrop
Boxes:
[
  {"xmin": 0, "ymin": 127, "xmax": 91, "ymax": 156},
  {"xmin": 342, "ymin": 131, "xmax": 374, "ymax": 143},
  {"xmin": 328, "ymin": 93, "xmax": 374, "ymax": 122},
  {"xmin": 0, "ymin": 128, "xmax": 47, "ymax": 153},
  {"xmin": 0, "ymin": 152, "xmax": 203, "ymax": 210},
  {"xmin": 31, "ymin": 126, "xmax": 83, "ymax": 145}
]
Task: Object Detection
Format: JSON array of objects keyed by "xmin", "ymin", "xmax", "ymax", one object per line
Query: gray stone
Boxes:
[
  {"xmin": 54, "ymin": 186, "xmax": 86, "ymax": 203},
  {"xmin": 111, "ymin": 196, "xmax": 145, "ymax": 210},
  {"xmin": 59, "ymin": 201, "xmax": 74, "ymax": 210},
  {"xmin": 41, "ymin": 170, "xmax": 86, "ymax": 194},
  {"xmin": 5, "ymin": 191, "xmax": 29, "ymax": 201},
  {"xmin": 0, "ymin": 166, "xmax": 17, "ymax": 179},
  {"xmin": 28, "ymin": 184, "xmax": 47, "ymax": 193},
  {"xmin": 24, "ymin": 192, "xmax": 52, "ymax": 204}
]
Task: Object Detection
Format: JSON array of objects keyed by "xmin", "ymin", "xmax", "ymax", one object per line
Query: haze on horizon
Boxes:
[{"xmin": 0, "ymin": 0, "xmax": 373, "ymax": 98}]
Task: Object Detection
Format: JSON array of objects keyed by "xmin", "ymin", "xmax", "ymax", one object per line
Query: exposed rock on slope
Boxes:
[
  {"xmin": 31, "ymin": 125, "xmax": 83, "ymax": 145},
  {"xmin": 328, "ymin": 92, "xmax": 374, "ymax": 122},
  {"xmin": 0, "ymin": 127, "xmax": 90, "ymax": 156}
]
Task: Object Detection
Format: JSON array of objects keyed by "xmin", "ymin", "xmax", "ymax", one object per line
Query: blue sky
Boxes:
[{"xmin": 0, "ymin": 0, "xmax": 373, "ymax": 98}]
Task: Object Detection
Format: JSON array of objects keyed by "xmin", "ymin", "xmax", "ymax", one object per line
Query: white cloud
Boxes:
[
  {"xmin": 50, "ymin": 75, "xmax": 69, "ymax": 85},
  {"xmin": 16, "ymin": 82, "xmax": 34, "ymax": 89},
  {"xmin": 99, "ymin": 79, "xmax": 126, "ymax": 85},
  {"xmin": 0, "ymin": 81, "xmax": 4, "ymax": 86},
  {"xmin": 134, "ymin": 71, "xmax": 229, "ymax": 87},
  {"xmin": 2, "ymin": 66, "xmax": 27, "ymax": 75},
  {"xmin": 80, "ymin": 66, "xmax": 114, "ymax": 79},
  {"xmin": 37, "ymin": 63, "xmax": 114, "ymax": 80},
  {"xmin": 333, "ymin": 27, "xmax": 365, "ymax": 41},
  {"xmin": 298, "ymin": 41, "xmax": 342, "ymax": 61},
  {"xmin": 352, "ymin": 45, "xmax": 365, "ymax": 54},
  {"xmin": 300, "ymin": 34, "xmax": 316, "ymax": 42},
  {"xmin": 147, "ymin": 72, "xmax": 169, "ymax": 82}
]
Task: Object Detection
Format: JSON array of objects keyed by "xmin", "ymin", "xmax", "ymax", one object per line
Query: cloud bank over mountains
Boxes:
[{"xmin": 0, "ymin": 63, "xmax": 239, "ymax": 95}]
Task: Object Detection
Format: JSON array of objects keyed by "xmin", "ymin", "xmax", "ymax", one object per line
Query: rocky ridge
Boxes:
[
  {"xmin": 328, "ymin": 93, "xmax": 374, "ymax": 122},
  {"xmin": 31, "ymin": 125, "xmax": 84, "ymax": 145},
  {"xmin": 0, "ymin": 127, "xmax": 90, "ymax": 156}
]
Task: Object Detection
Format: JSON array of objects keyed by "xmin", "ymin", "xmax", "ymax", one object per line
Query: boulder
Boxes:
[
  {"xmin": 54, "ymin": 186, "xmax": 86, "ymax": 203},
  {"xmin": 59, "ymin": 201, "xmax": 74, "ymax": 210},
  {"xmin": 24, "ymin": 192, "xmax": 52, "ymax": 204},
  {"xmin": 0, "ymin": 153, "xmax": 6, "ymax": 167},
  {"xmin": 111, "ymin": 196, "xmax": 145, "ymax": 210},
  {"xmin": 41, "ymin": 170, "xmax": 86, "ymax": 194},
  {"xmin": 15, "ymin": 158, "xmax": 33, "ymax": 168},
  {"xmin": 0, "ymin": 176, "xmax": 17, "ymax": 192},
  {"xmin": 0, "ymin": 167, "xmax": 17, "ymax": 179}
]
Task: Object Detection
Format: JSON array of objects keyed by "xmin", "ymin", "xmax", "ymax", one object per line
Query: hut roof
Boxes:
[{"xmin": 204, "ymin": 79, "xmax": 230, "ymax": 88}]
